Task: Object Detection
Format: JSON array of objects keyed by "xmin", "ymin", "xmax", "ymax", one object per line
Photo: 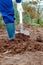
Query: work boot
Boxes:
[{"xmin": 5, "ymin": 23, "xmax": 15, "ymax": 40}]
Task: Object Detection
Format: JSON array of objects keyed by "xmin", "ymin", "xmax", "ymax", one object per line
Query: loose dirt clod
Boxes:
[{"xmin": 36, "ymin": 35, "xmax": 43, "ymax": 42}]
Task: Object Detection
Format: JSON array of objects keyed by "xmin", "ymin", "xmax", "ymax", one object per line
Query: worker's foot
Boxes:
[
  {"xmin": 8, "ymin": 37, "xmax": 15, "ymax": 41},
  {"xmin": 6, "ymin": 23, "xmax": 15, "ymax": 41},
  {"xmin": 9, "ymin": 39, "xmax": 14, "ymax": 41}
]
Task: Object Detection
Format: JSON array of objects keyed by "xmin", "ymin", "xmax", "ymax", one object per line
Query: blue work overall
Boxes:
[{"xmin": 0, "ymin": 0, "xmax": 21, "ymax": 40}]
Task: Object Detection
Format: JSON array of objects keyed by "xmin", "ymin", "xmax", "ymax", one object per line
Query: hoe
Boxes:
[{"xmin": 16, "ymin": 10, "xmax": 29, "ymax": 36}]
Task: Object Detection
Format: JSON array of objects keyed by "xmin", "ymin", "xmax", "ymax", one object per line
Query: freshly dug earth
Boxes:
[
  {"xmin": 0, "ymin": 25, "xmax": 43, "ymax": 65},
  {"xmin": 0, "ymin": 33, "xmax": 43, "ymax": 54}
]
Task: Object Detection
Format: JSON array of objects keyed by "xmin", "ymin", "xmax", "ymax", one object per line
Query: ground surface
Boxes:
[{"xmin": 0, "ymin": 25, "xmax": 43, "ymax": 65}]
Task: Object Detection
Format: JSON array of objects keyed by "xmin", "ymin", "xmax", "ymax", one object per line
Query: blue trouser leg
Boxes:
[
  {"xmin": 0, "ymin": 0, "xmax": 15, "ymax": 24},
  {"xmin": 0, "ymin": 0, "xmax": 15, "ymax": 40}
]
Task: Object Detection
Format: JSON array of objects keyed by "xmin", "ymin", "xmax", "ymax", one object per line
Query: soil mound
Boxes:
[{"xmin": 0, "ymin": 33, "xmax": 43, "ymax": 54}]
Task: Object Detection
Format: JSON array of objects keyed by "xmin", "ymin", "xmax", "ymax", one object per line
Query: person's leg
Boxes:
[
  {"xmin": 0, "ymin": 0, "xmax": 15, "ymax": 40},
  {"xmin": 6, "ymin": 23, "xmax": 15, "ymax": 40}
]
